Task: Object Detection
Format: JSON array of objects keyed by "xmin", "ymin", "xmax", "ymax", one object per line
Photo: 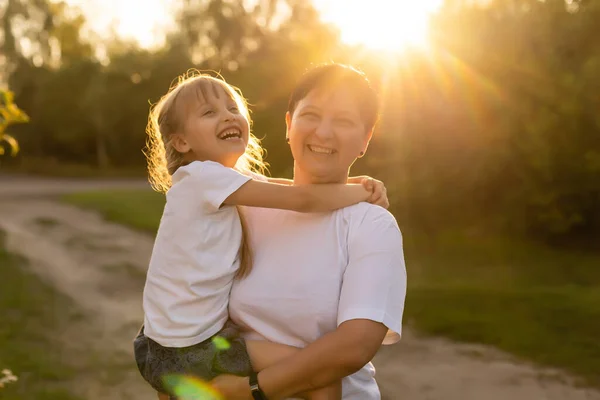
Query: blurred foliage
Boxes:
[
  {"xmin": 0, "ymin": 90, "xmax": 29, "ymax": 156},
  {"xmin": 1, "ymin": 0, "xmax": 599, "ymax": 242}
]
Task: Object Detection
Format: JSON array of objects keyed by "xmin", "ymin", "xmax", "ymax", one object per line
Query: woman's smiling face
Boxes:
[{"xmin": 286, "ymin": 85, "xmax": 372, "ymax": 184}]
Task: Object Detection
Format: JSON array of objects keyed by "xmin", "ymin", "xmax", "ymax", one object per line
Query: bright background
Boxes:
[{"xmin": 1, "ymin": 0, "xmax": 599, "ymax": 399}]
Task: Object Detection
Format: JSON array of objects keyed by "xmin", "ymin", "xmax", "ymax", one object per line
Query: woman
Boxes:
[{"xmin": 213, "ymin": 63, "xmax": 407, "ymax": 399}]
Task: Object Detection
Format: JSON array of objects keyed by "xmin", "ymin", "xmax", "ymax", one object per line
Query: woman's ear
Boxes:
[
  {"xmin": 285, "ymin": 111, "xmax": 292, "ymax": 143},
  {"xmin": 359, "ymin": 129, "xmax": 374, "ymax": 157},
  {"xmin": 172, "ymin": 133, "xmax": 191, "ymax": 154}
]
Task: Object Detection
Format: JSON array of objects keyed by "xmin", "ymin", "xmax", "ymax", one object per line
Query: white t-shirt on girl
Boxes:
[
  {"xmin": 143, "ymin": 160, "xmax": 251, "ymax": 347},
  {"xmin": 229, "ymin": 204, "xmax": 407, "ymax": 400}
]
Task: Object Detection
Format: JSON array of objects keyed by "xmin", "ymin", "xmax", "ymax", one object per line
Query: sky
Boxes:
[
  {"xmin": 60, "ymin": 0, "xmax": 443, "ymax": 51},
  {"xmin": 61, "ymin": 0, "xmax": 175, "ymax": 48}
]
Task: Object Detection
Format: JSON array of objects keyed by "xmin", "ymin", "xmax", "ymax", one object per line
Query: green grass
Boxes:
[
  {"xmin": 62, "ymin": 189, "xmax": 600, "ymax": 386},
  {"xmin": 62, "ymin": 190, "xmax": 165, "ymax": 233},
  {"xmin": 403, "ymin": 230, "xmax": 600, "ymax": 386},
  {"xmin": 1, "ymin": 157, "xmax": 146, "ymax": 179},
  {"xmin": 0, "ymin": 243, "xmax": 82, "ymax": 400}
]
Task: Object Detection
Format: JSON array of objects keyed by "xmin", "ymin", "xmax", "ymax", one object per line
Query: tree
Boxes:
[{"xmin": 0, "ymin": 0, "xmax": 55, "ymax": 74}]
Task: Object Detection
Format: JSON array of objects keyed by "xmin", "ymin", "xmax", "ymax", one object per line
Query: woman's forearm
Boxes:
[
  {"xmin": 245, "ymin": 340, "xmax": 300, "ymax": 372},
  {"xmin": 258, "ymin": 320, "xmax": 388, "ymax": 399},
  {"xmin": 259, "ymin": 332, "xmax": 356, "ymax": 398}
]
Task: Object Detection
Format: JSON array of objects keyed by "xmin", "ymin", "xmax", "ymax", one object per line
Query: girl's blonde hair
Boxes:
[{"xmin": 145, "ymin": 69, "xmax": 267, "ymax": 278}]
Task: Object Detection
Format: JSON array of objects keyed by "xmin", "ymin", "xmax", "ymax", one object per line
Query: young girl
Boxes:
[{"xmin": 133, "ymin": 71, "xmax": 381, "ymax": 400}]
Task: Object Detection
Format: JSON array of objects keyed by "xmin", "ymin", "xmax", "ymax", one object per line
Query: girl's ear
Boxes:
[{"xmin": 172, "ymin": 133, "xmax": 191, "ymax": 154}]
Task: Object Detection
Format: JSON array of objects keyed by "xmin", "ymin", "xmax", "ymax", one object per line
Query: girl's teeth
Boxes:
[{"xmin": 219, "ymin": 130, "xmax": 241, "ymax": 139}]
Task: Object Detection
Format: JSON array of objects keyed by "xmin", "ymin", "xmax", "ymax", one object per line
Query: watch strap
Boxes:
[{"xmin": 249, "ymin": 371, "xmax": 268, "ymax": 400}]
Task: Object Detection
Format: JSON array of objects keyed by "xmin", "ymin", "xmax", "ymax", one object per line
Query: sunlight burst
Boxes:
[{"xmin": 314, "ymin": 0, "xmax": 443, "ymax": 51}]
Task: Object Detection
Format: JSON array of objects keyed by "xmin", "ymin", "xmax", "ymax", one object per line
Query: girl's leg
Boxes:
[{"xmin": 157, "ymin": 393, "xmax": 177, "ymax": 400}]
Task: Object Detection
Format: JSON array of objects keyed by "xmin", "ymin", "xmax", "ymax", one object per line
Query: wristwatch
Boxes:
[{"xmin": 249, "ymin": 371, "xmax": 268, "ymax": 400}]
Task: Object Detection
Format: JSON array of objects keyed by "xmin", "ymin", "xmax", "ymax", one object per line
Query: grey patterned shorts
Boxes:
[{"xmin": 133, "ymin": 322, "xmax": 254, "ymax": 395}]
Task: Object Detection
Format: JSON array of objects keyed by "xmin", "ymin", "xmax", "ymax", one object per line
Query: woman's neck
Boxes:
[{"xmin": 292, "ymin": 163, "xmax": 348, "ymax": 185}]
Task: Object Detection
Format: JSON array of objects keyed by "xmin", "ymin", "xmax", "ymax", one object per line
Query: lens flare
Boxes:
[
  {"xmin": 211, "ymin": 336, "xmax": 231, "ymax": 351},
  {"xmin": 162, "ymin": 374, "xmax": 224, "ymax": 400}
]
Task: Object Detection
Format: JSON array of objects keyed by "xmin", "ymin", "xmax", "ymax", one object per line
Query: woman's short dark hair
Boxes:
[{"xmin": 288, "ymin": 63, "xmax": 380, "ymax": 130}]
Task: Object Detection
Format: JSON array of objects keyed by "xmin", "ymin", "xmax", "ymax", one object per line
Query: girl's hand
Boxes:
[
  {"xmin": 210, "ymin": 374, "xmax": 253, "ymax": 400},
  {"xmin": 360, "ymin": 177, "xmax": 389, "ymax": 209}
]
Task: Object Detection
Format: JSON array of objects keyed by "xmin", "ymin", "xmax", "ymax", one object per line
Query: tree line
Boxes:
[{"xmin": 1, "ymin": 0, "xmax": 598, "ymax": 242}]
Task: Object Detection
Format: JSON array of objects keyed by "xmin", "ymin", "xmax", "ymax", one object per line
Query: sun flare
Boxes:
[{"xmin": 314, "ymin": 0, "xmax": 443, "ymax": 51}]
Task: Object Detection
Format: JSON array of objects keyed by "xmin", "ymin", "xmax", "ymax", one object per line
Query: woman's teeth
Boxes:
[{"xmin": 309, "ymin": 145, "xmax": 334, "ymax": 154}]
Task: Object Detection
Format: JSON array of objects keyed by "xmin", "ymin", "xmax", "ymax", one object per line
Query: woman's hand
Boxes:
[
  {"xmin": 358, "ymin": 177, "xmax": 389, "ymax": 209},
  {"xmin": 210, "ymin": 374, "xmax": 253, "ymax": 400}
]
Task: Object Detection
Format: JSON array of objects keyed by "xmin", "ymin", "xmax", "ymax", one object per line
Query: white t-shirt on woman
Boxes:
[
  {"xmin": 143, "ymin": 160, "xmax": 250, "ymax": 347},
  {"xmin": 229, "ymin": 203, "xmax": 407, "ymax": 400}
]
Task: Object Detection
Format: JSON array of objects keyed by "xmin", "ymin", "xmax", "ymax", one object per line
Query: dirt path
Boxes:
[
  {"xmin": 0, "ymin": 198, "xmax": 154, "ymax": 400},
  {"xmin": 375, "ymin": 330, "xmax": 599, "ymax": 400},
  {"xmin": 1, "ymin": 175, "xmax": 599, "ymax": 400}
]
